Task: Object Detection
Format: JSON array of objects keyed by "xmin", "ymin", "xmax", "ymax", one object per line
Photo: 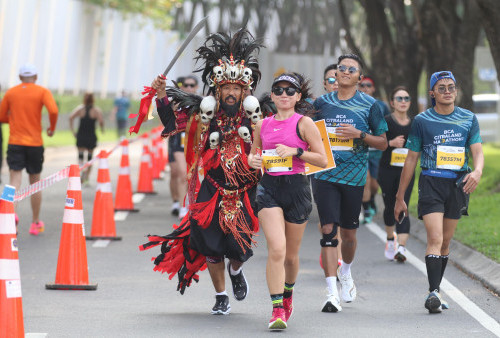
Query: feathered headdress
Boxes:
[{"xmin": 194, "ymin": 28, "xmax": 263, "ymax": 93}]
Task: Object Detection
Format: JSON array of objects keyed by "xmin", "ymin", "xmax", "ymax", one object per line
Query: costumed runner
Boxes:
[{"xmin": 140, "ymin": 28, "xmax": 264, "ymax": 315}]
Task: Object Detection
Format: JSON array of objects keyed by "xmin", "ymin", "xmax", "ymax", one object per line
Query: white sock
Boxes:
[
  {"xmin": 230, "ymin": 264, "xmax": 242, "ymax": 276},
  {"xmin": 216, "ymin": 291, "xmax": 228, "ymax": 296},
  {"xmin": 326, "ymin": 277, "xmax": 338, "ymax": 296},
  {"xmin": 340, "ymin": 260, "xmax": 352, "ymax": 275}
]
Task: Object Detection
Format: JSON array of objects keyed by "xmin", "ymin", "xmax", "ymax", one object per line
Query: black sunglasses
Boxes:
[
  {"xmin": 183, "ymin": 83, "xmax": 196, "ymax": 88},
  {"xmin": 325, "ymin": 77, "xmax": 336, "ymax": 84},
  {"xmin": 394, "ymin": 96, "xmax": 411, "ymax": 102},
  {"xmin": 338, "ymin": 65, "xmax": 359, "ymax": 74},
  {"xmin": 272, "ymin": 86, "xmax": 299, "ymax": 96},
  {"xmin": 359, "ymin": 83, "xmax": 373, "ymax": 88}
]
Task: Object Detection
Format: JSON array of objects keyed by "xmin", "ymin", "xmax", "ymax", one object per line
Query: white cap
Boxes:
[{"xmin": 19, "ymin": 63, "xmax": 37, "ymax": 77}]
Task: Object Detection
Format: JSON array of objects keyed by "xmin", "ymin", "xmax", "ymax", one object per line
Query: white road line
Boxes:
[
  {"xmin": 365, "ymin": 222, "xmax": 500, "ymax": 336},
  {"xmin": 114, "ymin": 211, "xmax": 129, "ymax": 221},
  {"xmin": 92, "ymin": 240, "xmax": 110, "ymax": 248},
  {"xmin": 26, "ymin": 333, "xmax": 48, "ymax": 338},
  {"xmin": 132, "ymin": 193, "xmax": 145, "ymax": 204}
]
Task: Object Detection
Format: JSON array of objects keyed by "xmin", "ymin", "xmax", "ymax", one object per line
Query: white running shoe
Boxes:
[
  {"xmin": 179, "ymin": 206, "xmax": 188, "ymax": 219},
  {"xmin": 337, "ymin": 266, "xmax": 357, "ymax": 303},
  {"xmin": 385, "ymin": 240, "xmax": 397, "ymax": 260},
  {"xmin": 171, "ymin": 201, "xmax": 180, "ymax": 216},
  {"xmin": 394, "ymin": 245, "xmax": 407, "ymax": 263},
  {"xmin": 321, "ymin": 289, "xmax": 342, "ymax": 313}
]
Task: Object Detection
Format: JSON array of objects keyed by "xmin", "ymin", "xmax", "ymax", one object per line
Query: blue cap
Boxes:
[
  {"xmin": 1, "ymin": 185, "xmax": 16, "ymax": 202},
  {"xmin": 430, "ymin": 71, "xmax": 456, "ymax": 106}
]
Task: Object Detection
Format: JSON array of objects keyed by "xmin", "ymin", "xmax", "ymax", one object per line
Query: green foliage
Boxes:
[{"xmin": 82, "ymin": 0, "xmax": 183, "ymax": 30}]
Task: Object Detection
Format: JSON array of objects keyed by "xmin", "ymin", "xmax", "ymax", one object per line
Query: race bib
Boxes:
[
  {"xmin": 180, "ymin": 132, "xmax": 185, "ymax": 148},
  {"xmin": 436, "ymin": 145, "xmax": 465, "ymax": 170},
  {"xmin": 262, "ymin": 149, "xmax": 293, "ymax": 173},
  {"xmin": 327, "ymin": 127, "xmax": 353, "ymax": 151},
  {"xmin": 390, "ymin": 148, "xmax": 408, "ymax": 167}
]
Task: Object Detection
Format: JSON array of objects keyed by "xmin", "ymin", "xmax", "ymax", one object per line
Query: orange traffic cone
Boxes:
[
  {"xmin": 0, "ymin": 185, "xmax": 24, "ymax": 338},
  {"xmin": 115, "ymin": 139, "xmax": 139, "ymax": 212},
  {"xmin": 87, "ymin": 151, "xmax": 121, "ymax": 240},
  {"xmin": 136, "ymin": 134, "xmax": 157, "ymax": 195},
  {"xmin": 46, "ymin": 165, "xmax": 97, "ymax": 290}
]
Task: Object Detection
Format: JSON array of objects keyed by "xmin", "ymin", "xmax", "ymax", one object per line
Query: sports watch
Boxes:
[
  {"xmin": 359, "ymin": 131, "xmax": 366, "ymax": 140},
  {"xmin": 296, "ymin": 147, "xmax": 304, "ymax": 158}
]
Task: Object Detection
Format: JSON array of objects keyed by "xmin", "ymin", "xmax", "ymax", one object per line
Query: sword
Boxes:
[{"xmin": 129, "ymin": 16, "xmax": 208, "ymax": 134}]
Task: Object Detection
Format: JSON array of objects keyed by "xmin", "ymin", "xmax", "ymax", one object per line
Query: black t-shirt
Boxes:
[{"xmin": 379, "ymin": 114, "xmax": 413, "ymax": 169}]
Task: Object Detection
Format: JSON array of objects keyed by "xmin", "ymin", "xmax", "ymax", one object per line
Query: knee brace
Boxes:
[
  {"xmin": 320, "ymin": 226, "xmax": 338, "ymax": 247},
  {"xmin": 87, "ymin": 152, "xmax": 93, "ymax": 162},
  {"xmin": 206, "ymin": 256, "xmax": 223, "ymax": 264},
  {"xmin": 78, "ymin": 151, "xmax": 84, "ymax": 163}
]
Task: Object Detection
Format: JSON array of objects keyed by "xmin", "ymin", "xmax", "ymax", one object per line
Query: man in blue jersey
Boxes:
[
  {"xmin": 395, "ymin": 71, "xmax": 483, "ymax": 314},
  {"xmin": 312, "ymin": 54, "xmax": 388, "ymax": 312},
  {"xmin": 111, "ymin": 91, "xmax": 131, "ymax": 137}
]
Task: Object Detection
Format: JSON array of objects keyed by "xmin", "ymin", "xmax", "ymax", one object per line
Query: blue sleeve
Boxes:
[
  {"xmin": 376, "ymin": 100, "xmax": 391, "ymax": 116},
  {"xmin": 467, "ymin": 115, "xmax": 482, "ymax": 146},
  {"xmin": 406, "ymin": 117, "xmax": 422, "ymax": 152},
  {"xmin": 312, "ymin": 97, "xmax": 323, "ymax": 121},
  {"xmin": 368, "ymin": 102, "xmax": 388, "ymax": 136}
]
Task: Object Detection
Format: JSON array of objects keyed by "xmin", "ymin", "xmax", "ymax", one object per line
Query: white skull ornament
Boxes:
[
  {"xmin": 238, "ymin": 126, "xmax": 251, "ymax": 143},
  {"xmin": 209, "ymin": 132, "xmax": 220, "ymax": 149},
  {"xmin": 226, "ymin": 64, "xmax": 240, "ymax": 80},
  {"xmin": 241, "ymin": 67, "xmax": 252, "ymax": 84},
  {"xmin": 243, "ymin": 95, "xmax": 262, "ymax": 124},
  {"xmin": 199, "ymin": 96, "xmax": 217, "ymax": 124},
  {"xmin": 213, "ymin": 66, "xmax": 224, "ymax": 83}
]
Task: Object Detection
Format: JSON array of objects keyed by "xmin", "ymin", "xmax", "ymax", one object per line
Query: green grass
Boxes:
[
  {"xmin": 52, "ymin": 94, "xmax": 140, "ymax": 116},
  {"xmin": 408, "ymin": 144, "xmax": 500, "ymax": 262}
]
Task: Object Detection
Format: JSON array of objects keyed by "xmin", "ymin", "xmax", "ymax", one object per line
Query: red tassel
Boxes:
[
  {"xmin": 190, "ymin": 191, "xmax": 220, "ymax": 228},
  {"xmin": 243, "ymin": 191, "xmax": 259, "ymax": 232},
  {"xmin": 129, "ymin": 86, "xmax": 156, "ymax": 134}
]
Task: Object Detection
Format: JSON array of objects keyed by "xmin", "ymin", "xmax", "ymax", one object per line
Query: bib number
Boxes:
[
  {"xmin": 327, "ymin": 127, "xmax": 353, "ymax": 151},
  {"xmin": 436, "ymin": 145, "xmax": 465, "ymax": 170},
  {"xmin": 262, "ymin": 149, "xmax": 293, "ymax": 173},
  {"xmin": 390, "ymin": 148, "xmax": 408, "ymax": 167}
]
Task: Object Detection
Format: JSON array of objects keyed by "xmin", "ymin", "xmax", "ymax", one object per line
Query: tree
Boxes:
[{"xmin": 476, "ymin": 0, "xmax": 500, "ymax": 85}]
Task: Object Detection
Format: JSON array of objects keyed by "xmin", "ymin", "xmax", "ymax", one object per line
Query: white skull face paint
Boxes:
[
  {"xmin": 241, "ymin": 67, "xmax": 252, "ymax": 84},
  {"xmin": 213, "ymin": 66, "xmax": 224, "ymax": 83},
  {"xmin": 243, "ymin": 95, "xmax": 262, "ymax": 124},
  {"xmin": 199, "ymin": 96, "xmax": 217, "ymax": 124},
  {"xmin": 238, "ymin": 126, "xmax": 251, "ymax": 143},
  {"xmin": 209, "ymin": 131, "xmax": 220, "ymax": 149}
]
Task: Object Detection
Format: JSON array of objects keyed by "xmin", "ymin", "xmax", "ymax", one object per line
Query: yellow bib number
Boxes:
[
  {"xmin": 436, "ymin": 145, "xmax": 465, "ymax": 170},
  {"xmin": 390, "ymin": 148, "xmax": 408, "ymax": 167},
  {"xmin": 327, "ymin": 127, "xmax": 353, "ymax": 150},
  {"xmin": 262, "ymin": 149, "xmax": 293, "ymax": 173}
]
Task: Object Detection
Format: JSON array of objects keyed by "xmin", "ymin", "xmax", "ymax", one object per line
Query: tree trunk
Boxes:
[{"xmin": 476, "ymin": 0, "xmax": 500, "ymax": 85}]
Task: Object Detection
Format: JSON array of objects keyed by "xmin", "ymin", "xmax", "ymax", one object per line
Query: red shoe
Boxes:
[
  {"xmin": 283, "ymin": 295, "xmax": 293, "ymax": 321},
  {"xmin": 29, "ymin": 221, "xmax": 45, "ymax": 235},
  {"xmin": 268, "ymin": 307, "xmax": 287, "ymax": 330}
]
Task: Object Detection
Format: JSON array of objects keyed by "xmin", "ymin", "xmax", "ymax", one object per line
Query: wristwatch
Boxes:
[
  {"xmin": 296, "ymin": 147, "xmax": 304, "ymax": 158},
  {"xmin": 360, "ymin": 131, "xmax": 366, "ymax": 140}
]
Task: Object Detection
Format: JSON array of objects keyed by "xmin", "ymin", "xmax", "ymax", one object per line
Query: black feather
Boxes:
[{"xmin": 166, "ymin": 87, "xmax": 203, "ymax": 117}]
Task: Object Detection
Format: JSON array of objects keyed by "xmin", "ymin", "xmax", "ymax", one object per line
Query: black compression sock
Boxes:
[
  {"xmin": 425, "ymin": 255, "xmax": 442, "ymax": 292},
  {"xmin": 439, "ymin": 255, "xmax": 449, "ymax": 285},
  {"xmin": 283, "ymin": 282, "xmax": 295, "ymax": 298},
  {"xmin": 362, "ymin": 202, "xmax": 370, "ymax": 211}
]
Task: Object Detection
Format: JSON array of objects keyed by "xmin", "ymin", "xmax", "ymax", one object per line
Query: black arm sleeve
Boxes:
[{"xmin": 157, "ymin": 100, "xmax": 177, "ymax": 135}]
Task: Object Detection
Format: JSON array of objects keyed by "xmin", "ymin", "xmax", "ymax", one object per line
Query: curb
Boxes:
[{"xmin": 373, "ymin": 210, "xmax": 500, "ymax": 296}]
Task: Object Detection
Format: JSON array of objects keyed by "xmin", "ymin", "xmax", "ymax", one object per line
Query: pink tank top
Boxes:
[{"xmin": 260, "ymin": 113, "xmax": 309, "ymax": 176}]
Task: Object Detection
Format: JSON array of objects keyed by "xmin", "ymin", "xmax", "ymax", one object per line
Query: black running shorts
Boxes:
[
  {"xmin": 256, "ymin": 173, "xmax": 312, "ymax": 224},
  {"xmin": 312, "ymin": 179, "xmax": 364, "ymax": 229},
  {"xmin": 168, "ymin": 133, "xmax": 184, "ymax": 163},
  {"xmin": 417, "ymin": 173, "xmax": 469, "ymax": 220},
  {"xmin": 7, "ymin": 145, "xmax": 44, "ymax": 174}
]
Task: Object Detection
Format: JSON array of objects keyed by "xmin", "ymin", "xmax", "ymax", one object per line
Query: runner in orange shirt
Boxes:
[{"xmin": 0, "ymin": 64, "xmax": 58, "ymax": 235}]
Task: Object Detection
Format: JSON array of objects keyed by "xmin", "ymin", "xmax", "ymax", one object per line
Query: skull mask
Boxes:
[
  {"xmin": 213, "ymin": 66, "xmax": 224, "ymax": 83},
  {"xmin": 199, "ymin": 96, "xmax": 217, "ymax": 124},
  {"xmin": 243, "ymin": 95, "xmax": 262, "ymax": 124},
  {"xmin": 238, "ymin": 126, "xmax": 251, "ymax": 143},
  {"xmin": 241, "ymin": 67, "xmax": 252, "ymax": 84},
  {"xmin": 226, "ymin": 64, "xmax": 240, "ymax": 80},
  {"xmin": 209, "ymin": 131, "xmax": 220, "ymax": 149}
]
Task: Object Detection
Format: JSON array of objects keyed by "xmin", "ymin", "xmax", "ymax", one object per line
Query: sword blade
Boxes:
[{"xmin": 163, "ymin": 16, "xmax": 208, "ymax": 76}]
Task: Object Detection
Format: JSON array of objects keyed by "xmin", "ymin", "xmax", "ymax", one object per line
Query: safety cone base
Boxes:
[
  {"xmin": 114, "ymin": 208, "xmax": 139, "ymax": 212},
  {"xmin": 85, "ymin": 236, "xmax": 122, "ymax": 241},
  {"xmin": 45, "ymin": 283, "xmax": 98, "ymax": 290},
  {"xmin": 135, "ymin": 191, "xmax": 158, "ymax": 195}
]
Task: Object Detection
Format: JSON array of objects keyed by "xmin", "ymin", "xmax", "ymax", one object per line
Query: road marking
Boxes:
[
  {"xmin": 114, "ymin": 211, "xmax": 129, "ymax": 221},
  {"xmin": 365, "ymin": 222, "xmax": 500, "ymax": 336},
  {"xmin": 26, "ymin": 334, "xmax": 48, "ymax": 338},
  {"xmin": 133, "ymin": 193, "xmax": 145, "ymax": 204},
  {"xmin": 92, "ymin": 240, "xmax": 110, "ymax": 248}
]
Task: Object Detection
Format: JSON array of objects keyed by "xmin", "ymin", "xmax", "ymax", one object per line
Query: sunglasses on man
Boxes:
[
  {"xmin": 436, "ymin": 85, "xmax": 456, "ymax": 94},
  {"xmin": 183, "ymin": 83, "xmax": 196, "ymax": 88},
  {"xmin": 272, "ymin": 86, "xmax": 299, "ymax": 96},
  {"xmin": 338, "ymin": 65, "xmax": 359, "ymax": 74},
  {"xmin": 359, "ymin": 83, "xmax": 373, "ymax": 88},
  {"xmin": 394, "ymin": 96, "xmax": 411, "ymax": 102},
  {"xmin": 325, "ymin": 77, "xmax": 336, "ymax": 84}
]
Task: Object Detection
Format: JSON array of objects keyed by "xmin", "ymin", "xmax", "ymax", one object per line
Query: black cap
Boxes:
[{"xmin": 272, "ymin": 74, "xmax": 301, "ymax": 90}]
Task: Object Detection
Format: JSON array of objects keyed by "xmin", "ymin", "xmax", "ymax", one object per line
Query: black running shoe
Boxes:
[
  {"xmin": 227, "ymin": 262, "xmax": 249, "ymax": 301},
  {"xmin": 211, "ymin": 295, "xmax": 231, "ymax": 315}
]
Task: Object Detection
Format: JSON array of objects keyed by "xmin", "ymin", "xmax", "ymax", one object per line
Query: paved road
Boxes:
[{"xmin": 7, "ymin": 140, "xmax": 500, "ymax": 337}]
